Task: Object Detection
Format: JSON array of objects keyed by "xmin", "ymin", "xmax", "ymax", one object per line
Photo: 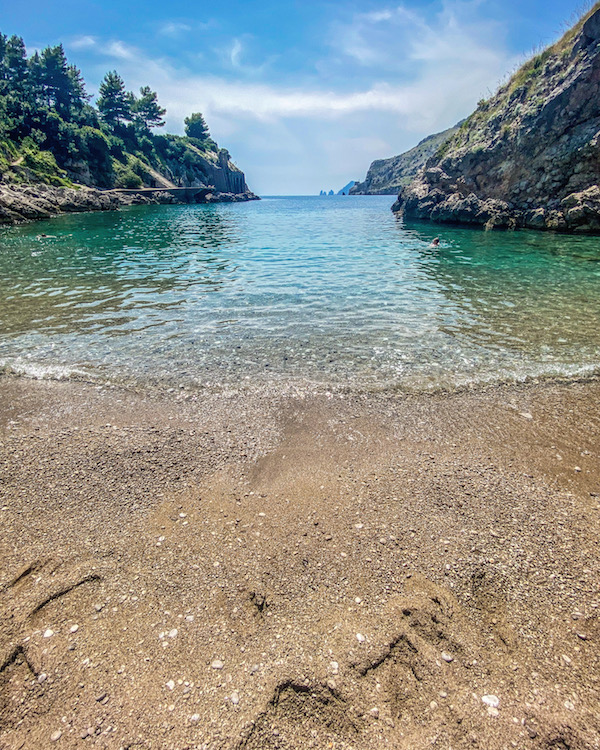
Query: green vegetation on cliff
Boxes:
[
  {"xmin": 393, "ymin": 2, "xmax": 600, "ymax": 233},
  {"xmin": 0, "ymin": 32, "xmax": 243, "ymax": 192},
  {"xmin": 351, "ymin": 124, "xmax": 460, "ymax": 195}
]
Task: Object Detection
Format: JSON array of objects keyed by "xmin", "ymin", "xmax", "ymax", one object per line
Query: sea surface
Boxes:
[{"xmin": 1, "ymin": 195, "xmax": 600, "ymax": 393}]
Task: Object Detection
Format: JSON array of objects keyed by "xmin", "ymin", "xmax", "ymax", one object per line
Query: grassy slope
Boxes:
[{"xmin": 435, "ymin": 1, "xmax": 600, "ymax": 160}]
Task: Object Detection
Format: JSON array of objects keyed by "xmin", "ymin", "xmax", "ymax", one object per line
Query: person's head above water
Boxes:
[{"xmin": 431, "ymin": 237, "xmax": 440, "ymax": 246}]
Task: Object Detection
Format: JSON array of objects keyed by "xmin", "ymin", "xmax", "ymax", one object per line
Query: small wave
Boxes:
[{"xmin": 0, "ymin": 358, "xmax": 93, "ymax": 383}]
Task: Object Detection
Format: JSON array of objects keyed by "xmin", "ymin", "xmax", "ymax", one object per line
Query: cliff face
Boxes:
[
  {"xmin": 1, "ymin": 140, "xmax": 256, "ymax": 225},
  {"xmin": 351, "ymin": 125, "xmax": 458, "ymax": 195},
  {"xmin": 393, "ymin": 4, "xmax": 600, "ymax": 233},
  {"xmin": 140, "ymin": 146, "xmax": 250, "ymax": 194}
]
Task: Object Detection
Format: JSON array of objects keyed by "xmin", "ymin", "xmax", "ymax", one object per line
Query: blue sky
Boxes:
[{"xmin": 3, "ymin": 0, "xmax": 590, "ymax": 194}]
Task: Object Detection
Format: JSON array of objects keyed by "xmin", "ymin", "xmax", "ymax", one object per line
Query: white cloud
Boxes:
[
  {"xmin": 229, "ymin": 38, "xmax": 243, "ymax": 68},
  {"xmin": 329, "ymin": 0, "xmax": 510, "ymax": 74},
  {"xmin": 103, "ymin": 41, "xmax": 137, "ymax": 60},
  {"xmin": 158, "ymin": 22, "xmax": 193, "ymax": 37},
  {"xmin": 74, "ymin": 1, "xmax": 518, "ymax": 193},
  {"xmin": 70, "ymin": 35, "xmax": 97, "ymax": 50}
]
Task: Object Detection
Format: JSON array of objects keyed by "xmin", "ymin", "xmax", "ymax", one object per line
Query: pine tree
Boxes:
[
  {"xmin": 4, "ymin": 35, "xmax": 28, "ymax": 92},
  {"xmin": 27, "ymin": 51, "xmax": 45, "ymax": 103},
  {"xmin": 40, "ymin": 45, "xmax": 86, "ymax": 116},
  {"xmin": 133, "ymin": 85, "xmax": 166, "ymax": 130},
  {"xmin": 184, "ymin": 112, "xmax": 210, "ymax": 141},
  {"xmin": 97, "ymin": 70, "xmax": 132, "ymax": 126}
]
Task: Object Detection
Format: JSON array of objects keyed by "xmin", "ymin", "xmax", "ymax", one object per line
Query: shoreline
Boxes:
[
  {"xmin": 0, "ymin": 183, "xmax": 259, "ymax": 227},
  {"xmin": 1, "ymin": 374, "xmax": 599, "ymax": 748}
]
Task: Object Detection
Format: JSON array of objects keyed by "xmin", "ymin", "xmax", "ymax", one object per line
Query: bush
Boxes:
[
  {"xmin": 112, "ymin": 157, "xmax": 143, "ymax": 188},
  {"xmin": 20, "ymin": 141, "xmax": 71, "ymax": 186}
]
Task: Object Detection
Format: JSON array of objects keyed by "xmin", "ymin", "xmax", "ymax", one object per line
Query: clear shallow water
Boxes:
[{"xmin": 1, "ymin": 195, "xmax": 599, "ymax": 392}]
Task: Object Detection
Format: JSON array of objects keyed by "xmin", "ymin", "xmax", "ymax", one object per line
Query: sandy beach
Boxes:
[{"xmin": 1, "ymin": 375, "xmax": 599, "ymax": 749}]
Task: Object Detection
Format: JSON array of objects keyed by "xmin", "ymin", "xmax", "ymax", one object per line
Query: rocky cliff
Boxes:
[
  {"xmin": 351, "ymin": 125, "xmax": 459, "ymax": 195},
  {"xmin": 1, "ymin": 143, "xmax": 257, "ymax": 225},
  {"xmin": 392, "ymin": 4, "xmax": 600, "ymax": 233}
]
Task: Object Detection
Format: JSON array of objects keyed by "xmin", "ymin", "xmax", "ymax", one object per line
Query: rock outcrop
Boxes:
[
  {"xmin": 351, "ymin": 125, "xmax": 459, "ymax": 195},
  {"xmin": 150, "ymin": 145, "xmax": 250, "ymax": 194},
  {"xmin": 392, "ymin": 4, "xmax": 600, "ymax": 233},
  {"xmin": 0, "ymin": 183, "xmax": 258, "ymax": 225}
]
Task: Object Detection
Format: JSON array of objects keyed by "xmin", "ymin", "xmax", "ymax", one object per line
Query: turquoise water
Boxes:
[{"xmin": 1, "ymin": 195, "xmax": 600, "ymax": 392}]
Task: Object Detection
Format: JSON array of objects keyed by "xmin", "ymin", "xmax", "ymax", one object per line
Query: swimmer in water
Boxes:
[{"xmin": 431, "ymin": 237, "xmax": 440, "ymax": 247}]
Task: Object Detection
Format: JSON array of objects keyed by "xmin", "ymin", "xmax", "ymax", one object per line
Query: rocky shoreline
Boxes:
[
  {"xmin": 0, "ymin": 183, "xmax": 259, "ymax": 226},
  {"xmin": 392, "ymin": 182, "xmax": 600, "ymax": 234}
]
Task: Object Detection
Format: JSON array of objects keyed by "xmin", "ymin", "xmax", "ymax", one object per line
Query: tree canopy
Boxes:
[
  {"xmin": 0, "ymin": 30, "xmax": 223, "ymax": 190},
  {"xmin": 97, "ymin": 70, "xmax": 132, "ymax": 125},
  {"xmin": 133, "ymin": 85, "xmax": 166, "ymax": 130},
  {"xmin": 184, "ymin": 112, "xmax": 210, "ymax": 141}
]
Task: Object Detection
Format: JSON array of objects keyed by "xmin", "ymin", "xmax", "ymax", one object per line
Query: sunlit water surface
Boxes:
[{"xmin": 1, "ymin": 196, "xmax": 599, "ymax": 393}]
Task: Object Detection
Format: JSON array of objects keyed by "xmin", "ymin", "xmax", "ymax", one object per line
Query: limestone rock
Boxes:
[{"xmin": 392, "ymin": 5, "xmax": 600, "ymax": 234}]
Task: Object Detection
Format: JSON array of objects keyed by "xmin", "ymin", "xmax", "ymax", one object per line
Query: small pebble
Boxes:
[
  {"xmin": 369, "ymin": 707, "xmax": 379, "ymax": 718},
  {"xmin": 168, "ymin": 629, "xmax": 178, "ymax": 638},
  {"xmin": 166, "ymin": 680, "xmax": 175, "ymax": 691},
  {"xmin": 190, "ymin": 713, "xmax": 200, "ymax": 723},
  {"xmin": 69, "ymin": 624, "xmax": 79, "ymax": 634},
  {"xmin": 356, "ymin": 633, "xmax": 366, "ymax": 643},
  {"xmin": 482, "ymin": 695, "xmax": 499, "ymax": 708},
  {"xmin": 211, "ymin": 659, "xmax": 224, "ymax": 670},
  {"xmin": 38, "ymin": 673, "xmax": 48, "ymax": 684},
  {"xmin": 43, "ymin": 629, "xmax": 54, "ymax": 638},
  {"xmin": 329, "ymin": 661, "xmax": 339, "ymax": 675},
  {"xmin": 50, "ymin": 730, "xmax": 62, "ymax": 742},
  {"xmin": 231, "ymin": 691, "xmax": 239, "ymax": 705},
  {"xmin": 441, "ymin": 652, "xmax": 454, "ymax": 663}
]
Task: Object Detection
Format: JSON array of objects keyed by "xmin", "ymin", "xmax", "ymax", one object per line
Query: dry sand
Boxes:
[{"xmin": 0, "ymin": 375, "xmax": 599, "ymax": 749}]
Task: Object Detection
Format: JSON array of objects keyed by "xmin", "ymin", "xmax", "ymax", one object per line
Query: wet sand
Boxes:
[{"xmin": 0, "ymin": 375, "xmax": 599, "ymax": 749}]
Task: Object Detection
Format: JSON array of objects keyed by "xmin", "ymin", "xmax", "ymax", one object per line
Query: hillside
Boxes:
[
  {"xmin": 0, "ymin": 32, "xmax": 255, "ymax": 223},
  {"xmin": 392, "ymin": 4, "xmax": 600, "ymax": 233},
  {"xmin": 350, "ymin": 124, "xmax": 459, "ymax": 195}
]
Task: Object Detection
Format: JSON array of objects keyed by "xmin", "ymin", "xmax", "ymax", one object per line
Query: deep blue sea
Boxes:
[{"xmin": 1, "ymin": 195, "xmax": 599, "ymax": 392}]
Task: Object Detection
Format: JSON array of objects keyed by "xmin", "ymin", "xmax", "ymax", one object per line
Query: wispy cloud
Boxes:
[
  {"xmin": 70, "ymin": 35, "xmax": 97, "ymax": 50},
  {"xmin": 70, "ymin": 1, "xmax": 519, "ymax": 192},
  {"xmin": 329, "ymin": 0, "xmax": 510, "ymax": 75},
  {"xmin": 229, "ymin": 38, "xmax": 243, "ymax": 68},
  {"xmin": 158, "ymin": 21, "xmax": 193, "ymax": 37},
  {"xmin": 103, "ymin": 41, "xmax": 137, "ymax": 60}
]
